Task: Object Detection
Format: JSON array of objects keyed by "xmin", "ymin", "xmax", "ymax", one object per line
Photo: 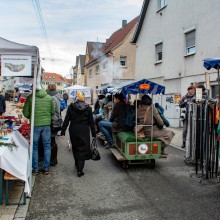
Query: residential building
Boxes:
[
  {"xmin": 41, "ymin": 72, "xmax": 66, "ymax": 90},
  {"xmin": 84, "ymin": 41, "xmax": 104, "ymax": 86},
  {"xmin": 73, "ymin": 56, "xmax": 79, "ymax": 85},
  {"xmin": 76, "ymin": 55, "xmax": 86, "ymax": 86},
  {"xmin": 131, "ymin": 0, "xmax": 220, "ymax": 98},
  {"xmin": 84, "ymin": 16, "xmax": 139, "ymax": 101}
]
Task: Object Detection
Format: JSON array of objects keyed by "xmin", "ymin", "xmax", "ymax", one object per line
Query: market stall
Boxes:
[
  {"xmin": 63, "ymin": 84, "xmax": 91, "ymax": 104},
  {"xmin": 0, "ymin": 36, "xmax": 40, "ymax": 202},
  {"xmin": 204, "ymin": 58, "xmax": 220, "ymax": 179}
]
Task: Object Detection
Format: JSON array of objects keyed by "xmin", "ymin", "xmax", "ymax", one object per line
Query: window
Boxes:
[
  {"xmin": 57, "ymin": 83, "xmax": 61, "ymax": 86},
  {"xmin": 96, "ymin": 65, "xmax": 100, "ymax": 74},
  {"xmin": 185, "ymin": 30, "xmax": 196, "ymax": 55},
  {"xmin": 120, "ymin": 56, "xmax": 127, "ymax": 67},
  {"xmin": 155, "ymin": 43, "xmax": 163, "ymax": 62},
  {"xmin": 89, "ymin": 69, "xmax": 93, "ymax": 78},
  {"xmin": 103, "ymin": 61, "xmax": 108, "ymax": 71},
  {"xmin": 158, "ymin": 0, "xmax": 167, "ymax": 10}
]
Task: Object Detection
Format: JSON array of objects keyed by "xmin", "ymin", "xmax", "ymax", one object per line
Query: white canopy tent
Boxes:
[
  {"xmin": 0, "ymin": 37, "xmax": 40, "ymax": 196},
  {"xmin": 63, "ymin": 84, "xmax": 91, "ymax": 104}
]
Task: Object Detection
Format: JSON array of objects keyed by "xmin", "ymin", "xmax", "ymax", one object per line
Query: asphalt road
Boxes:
[{"xmin": 26, "ymin": 136, "xmax": 220, "ymax": 220}]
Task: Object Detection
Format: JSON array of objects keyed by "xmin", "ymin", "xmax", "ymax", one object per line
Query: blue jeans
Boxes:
[
  {"xmin": 98, "ymin": 120, "xmax": 113, "ymax": 143},
  {"xmin": 33, "ymin": 126, "xmax": 51, "ymax": 171}
]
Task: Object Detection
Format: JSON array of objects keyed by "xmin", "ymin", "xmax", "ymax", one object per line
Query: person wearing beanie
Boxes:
[
  {"xmin": 61, "ymin": 91, "xmax": 96, "ymax": 177},
  {"xmin": 137, "ymin": 95, "xmax": 175, "ymax": 157},
  {"xmin": 179, "ymin": 85, "xmax": 195, "ymax": 148}
]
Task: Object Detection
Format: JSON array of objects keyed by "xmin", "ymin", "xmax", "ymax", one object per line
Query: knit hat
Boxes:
[
  {"xmin": 141, "ymin": 95, "xmax": 152, "ymax": 105},
  {"xmin": 76, "ymin": 91, "xmax": 85, "ymax": 101}
]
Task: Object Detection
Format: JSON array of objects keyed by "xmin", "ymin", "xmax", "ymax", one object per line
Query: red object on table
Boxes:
[{"xmin": 19, "ymin": 97, "xmax": 26, "ymax": 103}]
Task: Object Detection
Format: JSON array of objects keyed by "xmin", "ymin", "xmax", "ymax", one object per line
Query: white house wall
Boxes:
[{"xmin": 135, "ymin": 0, "xmax": 220, "ymax": 95}]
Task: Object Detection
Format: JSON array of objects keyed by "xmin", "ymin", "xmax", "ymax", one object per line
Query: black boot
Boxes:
[{"xmin": 51, "ymin": 142, "xmax": 58, "ymax": 166}]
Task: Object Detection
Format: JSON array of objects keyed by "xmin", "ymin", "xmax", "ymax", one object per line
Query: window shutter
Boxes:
[
  {"xmin": 156, "ymin": 43, "xmax": 162, "ymax": 53},
  {"xmin": 186, "ymin": 31, "xmax": 195, "ymax": 48}
]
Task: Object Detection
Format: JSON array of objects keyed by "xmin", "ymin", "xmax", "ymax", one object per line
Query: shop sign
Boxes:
[
  {"xmin": 1, "ymin": 55, "xmax": 32, "ymax": 76},
  {"xmin": 139, "ymin": 83, "xmax": 151, "ymax": 90}
]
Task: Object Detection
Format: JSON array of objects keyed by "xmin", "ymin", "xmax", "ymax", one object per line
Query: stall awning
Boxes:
[
  {"xmin": 114, "ymin": 79, "xmax": 165, "ymax": 96},
  {"xmin": 204, "ymin": 58, "xmax": 220, "ymax": 70}
]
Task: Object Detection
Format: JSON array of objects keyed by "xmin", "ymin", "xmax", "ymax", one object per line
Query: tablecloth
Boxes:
[{"xmin": 0, "ymin": 130, "xmax": 30, "ymax": 195}]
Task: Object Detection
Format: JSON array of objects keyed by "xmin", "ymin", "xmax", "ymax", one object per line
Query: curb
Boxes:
[
  {"xmin": 170, "ymin": 144, "xmax": 186, "ymax": 152},
  {"xmin": 14, "ymin": 176, "xmax": 36, "ymax": 219}
]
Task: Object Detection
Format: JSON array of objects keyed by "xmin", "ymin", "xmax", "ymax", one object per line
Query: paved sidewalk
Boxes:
[{"xmin": 169, "ymin": 127, "xmax": 184, "ymax": 150}]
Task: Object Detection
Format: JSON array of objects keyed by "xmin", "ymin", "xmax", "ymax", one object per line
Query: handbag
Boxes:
[
  {"xmin": 52, "ymin": 118, "xmax": 63, "ymax": 132},
  {"xmin": 90, "ymin": 138, "xmax": 101, "ymax": 161},
  {"xmin": 134, "ymin": 106, "xmax": 150, "ymax": 138}
]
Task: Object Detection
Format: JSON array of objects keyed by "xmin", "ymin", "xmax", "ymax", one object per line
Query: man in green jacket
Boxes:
[{"xmin": 23, "ymin": 89, "xmax": 55, "ymax": 175}]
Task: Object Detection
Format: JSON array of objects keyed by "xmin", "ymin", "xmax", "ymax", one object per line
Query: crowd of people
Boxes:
[{"xmin": 4, "ymin": 82, "xmax": 212, "ymax": 177}]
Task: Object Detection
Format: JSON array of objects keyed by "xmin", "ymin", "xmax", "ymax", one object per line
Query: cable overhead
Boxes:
[{"xmin": 32, "ymin": 0, "xmax": 54, "ymax": 61}]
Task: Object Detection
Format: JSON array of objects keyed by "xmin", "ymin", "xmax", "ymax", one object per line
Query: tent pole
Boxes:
[{"xmin": 28, "ymin": 64, "xmax": 38, "ymax": 197}]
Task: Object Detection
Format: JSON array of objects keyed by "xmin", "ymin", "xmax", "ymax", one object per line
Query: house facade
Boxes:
[
  {"xmin": 41, "ymin": 72, "xmax": 66, "ymax": 90},
  {"xmin": 84, "ymin": 17, "xmax": 139, "ymax": 101},
  {"xmin": 132, "ymin": 0, "xmax": 220, "ymax": 97},
  {"xmin": 76, "ymin": 55, "xmax": 86, "ymax": 86}
]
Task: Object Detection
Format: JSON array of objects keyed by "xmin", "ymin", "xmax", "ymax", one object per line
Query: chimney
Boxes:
[{"xmin": 122, "ymin": 20, "xmax": 127, "ymax": 28}]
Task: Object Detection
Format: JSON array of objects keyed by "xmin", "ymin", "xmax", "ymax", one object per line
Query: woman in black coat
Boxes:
[{"xmin": 61, "ymin": 92, "xmax": 96, "ymax": 177}]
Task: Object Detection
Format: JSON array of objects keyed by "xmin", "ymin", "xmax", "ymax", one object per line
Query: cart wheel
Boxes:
[
  {"xmin": 148, "ymin": 159, "xmax": 156, "ymax": 169},
  {"xmin": 122, "ymin": 161, "xmax": 129, "ymax": 170}
]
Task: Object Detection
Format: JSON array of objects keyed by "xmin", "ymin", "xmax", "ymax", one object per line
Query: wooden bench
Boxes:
[{"xmin": 4, "ymin": 172, "xmax": 26, "ymax": 205}]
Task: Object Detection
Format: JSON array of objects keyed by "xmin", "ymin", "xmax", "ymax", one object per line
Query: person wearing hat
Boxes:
[
  {"xmin": 137, "ymin": 95, "xmax": 175, "ymax": 157},
  {"xmin": 179, "ymin": 85, "xmax": 195, "ymax": 148},
  {"xmin": 61, "ymin": 91, "xmax": 96, "ymax": 177},
  {"xmin": 98, "ymin": 93, "xmax": 127, "ymax": 148}
]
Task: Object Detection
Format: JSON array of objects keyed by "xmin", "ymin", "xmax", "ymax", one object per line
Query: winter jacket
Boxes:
[
  {"xmin": 110, "ymin": 101, "xmax": 127, "ymax": 132},
  {"xmin": 61, "ymin": 100, "xmax": 96, "ymax": 160},
  {"xmin": 0, "ymin": 94, "xmax": 6, "ymax": 114},
  {"xmin": 137, "ymin": 105, "xmax": 175, "ymax": 147},
  {"xmin": 23, "ymin": 89, "xmax": 55, "ymax": 127},
  {"xmin": 179, "ymin": 93, "xmax": 194, "ymax": 119}
]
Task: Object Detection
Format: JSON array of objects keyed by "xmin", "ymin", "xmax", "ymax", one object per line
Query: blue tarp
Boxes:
[
  {"xmin": 114, "ymin": 79, "xmax": 165, "ymax": 96},
  {"xmin": 204, "ymin": 58, "xmax": 220, "ymax": 70}
]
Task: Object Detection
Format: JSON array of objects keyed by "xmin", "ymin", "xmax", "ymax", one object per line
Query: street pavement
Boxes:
[
  {"xmin": 1, "ymin": 124, "xmax": 219, "ymax": 220},
  {"xmin": 23, "ymin": 128, "xmax": 220, "ymax": 220}
]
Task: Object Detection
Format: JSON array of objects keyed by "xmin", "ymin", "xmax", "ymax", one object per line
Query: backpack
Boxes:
[
  {"xmin": 60, "ymin": 100, "xmax": 67, "ymax": 111},
  {"xmin": 124, "ymin": 104, "xmax": 135, "ymax": 129}
]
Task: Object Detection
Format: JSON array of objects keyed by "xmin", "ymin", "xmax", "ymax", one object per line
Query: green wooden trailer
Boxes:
[
  {"xmin": 110, "ymin": 131, "xmax": 162, "ymax": 169},
  {"xmin": 107, "ymin": 79, "xmax": 165, "ymax": 169}
]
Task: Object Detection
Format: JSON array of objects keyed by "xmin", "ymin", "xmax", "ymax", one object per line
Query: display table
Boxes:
[{"xmin": 0, "ymin": 130, "xmax": 30, "ymax": 204}]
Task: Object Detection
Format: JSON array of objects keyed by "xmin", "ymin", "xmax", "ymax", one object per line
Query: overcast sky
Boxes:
[{"xmin": 0, "ymin": 0, "xmax": 142, "ymax": 77}]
